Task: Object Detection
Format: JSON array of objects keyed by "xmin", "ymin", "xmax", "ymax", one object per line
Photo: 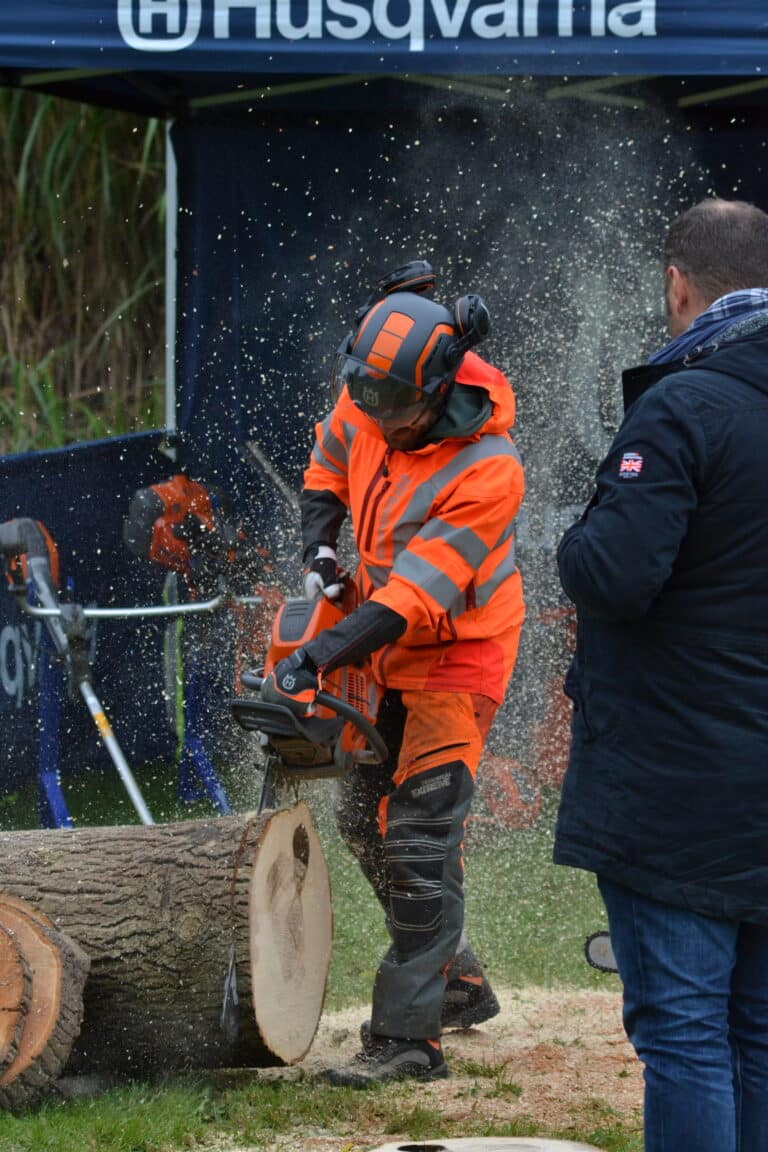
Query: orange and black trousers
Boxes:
[{"xmin": 335, "ymin": 686, "xmax": 497, "ymax": 1040}]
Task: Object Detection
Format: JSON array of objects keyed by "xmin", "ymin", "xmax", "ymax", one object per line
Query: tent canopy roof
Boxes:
[{"xmin": 2, "ymin": 2, "xmax": 768, "ymax": 115}]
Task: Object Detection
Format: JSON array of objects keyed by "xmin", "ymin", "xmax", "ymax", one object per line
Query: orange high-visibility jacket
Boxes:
[{"xmin": 303, "ymin": 350, "xmax": 525, "ymax": 703}]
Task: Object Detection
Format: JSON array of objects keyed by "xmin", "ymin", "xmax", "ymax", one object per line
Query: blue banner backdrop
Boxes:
[
  {"xmin": 0, "ymin": 433, "xmax": 177, "ymax": 795},
  {"xmin": 0, "ymin": 1, "xmax": 766, "ymax": 76}
]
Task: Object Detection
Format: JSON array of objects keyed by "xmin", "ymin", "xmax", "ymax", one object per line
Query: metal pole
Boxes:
[
  {"xmin": 78, "ymin": 680, "xmax": 155, "ymax": 826},
  {"xmin": 164, "ymin": 117, "xmax": 178, "ymax": 454}
]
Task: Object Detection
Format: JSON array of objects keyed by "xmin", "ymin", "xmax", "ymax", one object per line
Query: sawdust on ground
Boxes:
[{"xmin": 219, "ymin": 985, "xmax": 644, "ymax": 1152}]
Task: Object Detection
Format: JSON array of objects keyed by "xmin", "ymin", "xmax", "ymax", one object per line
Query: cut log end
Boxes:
[
  {"xmin": 249, "ymin": 803, "xmax": 333, "ymax": 1065},
  {"xmin": 0, "ymin": 924, "xmax": 31, "ymax": 1075},
  {"xmin": 0, "ymin": 897, "xmax": 90, "ymax": 1114}
]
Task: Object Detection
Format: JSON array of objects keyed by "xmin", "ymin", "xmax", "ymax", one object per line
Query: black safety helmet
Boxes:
[{"xmin": 332, "ymin": 266, "xmax": 491, "ymax": 432}]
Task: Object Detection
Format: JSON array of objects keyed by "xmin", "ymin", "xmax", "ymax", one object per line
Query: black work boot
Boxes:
[
  {"xmin": 442, "ymin": 974, "xmax": 500, "ymax": 1029},
  {"xmin": 321, "ymin": 1033, "xmax": 449, "ymax": 1088},
  {"xmin": 442, "ymin": 945, "xmax": 500, "ymax": 1029}
]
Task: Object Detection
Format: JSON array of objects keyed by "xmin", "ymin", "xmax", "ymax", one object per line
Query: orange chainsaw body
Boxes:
[{"xmin": 261, "ymin": 590, "xmax": 383, "ymax": 774}]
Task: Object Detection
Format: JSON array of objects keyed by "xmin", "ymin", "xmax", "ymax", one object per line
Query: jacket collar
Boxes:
[{"xmin": 622, "ymin": 314, "xmax": 768, "ymax": 413}]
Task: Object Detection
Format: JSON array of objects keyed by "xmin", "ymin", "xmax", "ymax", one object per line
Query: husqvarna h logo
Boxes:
[{"xmin": 117, "ymin": 0, "xmax": 202, "ymax": 51}]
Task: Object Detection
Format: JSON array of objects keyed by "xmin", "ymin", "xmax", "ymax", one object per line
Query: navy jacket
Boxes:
[{"xmin": 554, "ymin": 316, "xmax": 768, "ymax": 923}]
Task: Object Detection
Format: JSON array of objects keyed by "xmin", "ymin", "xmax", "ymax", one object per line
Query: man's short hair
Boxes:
[{"xmin": 664, "ymin": 198, "xmax": 768, "ymax": 302}]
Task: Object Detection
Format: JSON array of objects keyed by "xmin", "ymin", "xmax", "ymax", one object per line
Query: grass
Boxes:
[
  {"xmin": 0, "ymin": 1077, "xmax": 643, "ymax": 1152},
  {"xmin": 0, "ymin": 1073, "xmax": 643, "ymax": 1152}
]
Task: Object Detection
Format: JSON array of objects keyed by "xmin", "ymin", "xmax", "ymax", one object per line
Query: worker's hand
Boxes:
[
  {"xmin": 303, "ymin": 545, "xmax": 343, "ymax": 601},
  {"xmin": 260, "ymin": 648, "xmax": 320, "ymax": 716}
]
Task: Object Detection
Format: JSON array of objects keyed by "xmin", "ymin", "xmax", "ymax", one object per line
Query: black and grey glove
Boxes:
[
  {"xmin": 260, "ymin": 647, "xmax": 320, "ymax": 717},
  {"xmin": 302, "ymin": 544, "xmax": 343, "ymax": 601}
]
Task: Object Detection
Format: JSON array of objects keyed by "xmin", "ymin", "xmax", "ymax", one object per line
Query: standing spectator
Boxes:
[
  {"xmin": 262, "ymin": 264, "xmax": 525, "ymax": 1085},
  {"xmin": 554, "ymin": 198, "xmax": 768, "ymax": 1152}
]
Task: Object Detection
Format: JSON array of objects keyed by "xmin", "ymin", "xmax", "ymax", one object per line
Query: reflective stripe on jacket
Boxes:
[{"xmin": 303, "ymin": 351, "xmax": 525, "ymax": 701}]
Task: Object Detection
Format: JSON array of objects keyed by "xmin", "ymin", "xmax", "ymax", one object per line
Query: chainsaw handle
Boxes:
[{"xmin": 241, "ymin": 672, "xmax": 389, "ymax": 766}]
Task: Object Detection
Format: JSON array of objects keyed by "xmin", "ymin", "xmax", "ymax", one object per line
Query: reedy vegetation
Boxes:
[{"xmin": 0, "ymin": 90, "xmax": 165, "ymax": 454}]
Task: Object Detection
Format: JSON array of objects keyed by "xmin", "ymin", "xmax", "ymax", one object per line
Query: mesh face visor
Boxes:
[{"xmin": 333, "ymin": 353, "xmax": 435, "ymax": 427}]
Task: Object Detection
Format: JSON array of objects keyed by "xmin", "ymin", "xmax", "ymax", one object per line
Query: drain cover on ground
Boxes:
[{"xmin": 368, "ymin": 1141, "xmax": 605, "ymax": 1152}]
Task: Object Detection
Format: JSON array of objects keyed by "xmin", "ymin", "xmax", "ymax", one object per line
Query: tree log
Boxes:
[
  {"xmin": 0, "ymin": 803, "xmax": 332, "ymax": 1076},
  {"xmin": 0, "ymin": 899, "xmax": 89, "ymax": 1113}
]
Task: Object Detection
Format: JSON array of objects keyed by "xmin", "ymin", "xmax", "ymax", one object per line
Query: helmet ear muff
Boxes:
[
  {"xmin": 454, "ymin": 294, "xmax": 490, "ymax": 338},
  {"xmin": 448, "ymin": 294, "xmax": 491, "ymax": 365}
]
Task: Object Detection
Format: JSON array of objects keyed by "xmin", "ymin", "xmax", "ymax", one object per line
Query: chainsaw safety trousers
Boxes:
[
  {"xmin": 372, "ymin": 755, "xmax": 473, "ymax": 1039},
  {"xmin": 336, "ymin": 687, "xmax": 496, "ymax": 1040}
]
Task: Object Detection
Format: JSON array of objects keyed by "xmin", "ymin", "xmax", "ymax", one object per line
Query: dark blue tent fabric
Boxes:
[
  {"xmin": 0, "ymin": 2, "xmax": 767, "ymax": 79},
  {"xmin": 0, "ymin": 432, "xmax": 177, "ymax": 794}
]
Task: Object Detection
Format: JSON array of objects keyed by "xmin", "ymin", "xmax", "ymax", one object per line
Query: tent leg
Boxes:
[
  {"xmin": 38, "ymin": 631, "xmax": 72, "ymax": 829},
  {"xmin": 177, "ymin": 652, "xmax": 232, "ymax": 815}
]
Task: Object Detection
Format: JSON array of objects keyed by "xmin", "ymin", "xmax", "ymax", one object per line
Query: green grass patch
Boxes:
[{"xmin": 0, "ymin": 1075, "xmax": 642, "ymax": 1152}]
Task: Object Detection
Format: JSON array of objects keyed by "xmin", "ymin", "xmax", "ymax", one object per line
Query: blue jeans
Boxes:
[{"xmin": 599, "ymin": 877, "xmax": 768, "ymax": 1152}]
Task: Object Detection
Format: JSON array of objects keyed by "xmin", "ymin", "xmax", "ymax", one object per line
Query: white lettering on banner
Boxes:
[
  {"xmin": 326, "ymin": 0, "xmax": 372, "ymax": 39},
  {"xmin": 608, "ymin": 0, "xmax": 655, "ymax": 35},
  {"xmin": 118, "ymin": 0, "xmax": 657, "ymax": 52},
  {"xmin": 0, "ymin": 621, "xmax": 41, "ymax": 710},
  {"xmin": 471, "ymin": 1, "xmax": 518, "ymax": 40},
  {"xmin": 373, "ymin": 0, "xmax": 424, "ymax": 52},
  {"xmin": 214, "ymin": 0, "xmax": 271, "ymax": 38},
  {"xmin": 277, "ymin": 0, "xmax": 324, "ymax": 39},
  {"xmin": 140, "ymin": 0, "xmax": 181, "ymax": 33},
  {"xmin": 432, "ymin": 0, "xmax": 472, "ymax": 40}
]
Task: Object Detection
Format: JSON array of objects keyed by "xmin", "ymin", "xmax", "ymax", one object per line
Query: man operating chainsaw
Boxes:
[{"xmin": 260, "ymin": 262, "xmax": 525, "ymax": 1086}]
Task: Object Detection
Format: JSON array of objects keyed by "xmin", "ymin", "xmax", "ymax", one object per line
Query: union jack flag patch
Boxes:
[{"xmin": 619, "ymin": 451, "xmax": 644, "ymax": 477}]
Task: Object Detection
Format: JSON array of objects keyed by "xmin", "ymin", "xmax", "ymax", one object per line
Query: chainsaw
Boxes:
[
  {"xmin": 231, "ymin": 585, "xmax": 388, "ymax": 810},
  {"xmin": 123, "ymin": 473, "xmax": 251, "ymax": 593}
]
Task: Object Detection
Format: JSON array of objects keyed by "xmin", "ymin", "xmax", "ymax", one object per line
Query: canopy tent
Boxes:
[
  {"xmin": 2, "ymin": 1, "xmax": 768, "ymax": 95},
  {"xmin": 0, "ymin": 3, "xmax": 767, "ymax": 128},
  {"xmin": 2, "ymin": 2, "xmax": 768, "ymax": 814}
]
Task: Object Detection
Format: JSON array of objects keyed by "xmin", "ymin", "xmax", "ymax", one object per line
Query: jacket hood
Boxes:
[
  {"xmin": 623, "ymin": 315, "xmax": 768, "ymax": 412},
  {"xmin": 424, "ymin": 349, "xmax": 516, "ymax": 442}
]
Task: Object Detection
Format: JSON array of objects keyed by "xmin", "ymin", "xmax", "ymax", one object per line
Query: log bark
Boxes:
[
  {"xmin": 0, "ymin": 803, "xmax": 332, "ymax": 1076},
  {"xmin": 0, "ymin": 899, "xmax": 89, "ymax": 1113}
]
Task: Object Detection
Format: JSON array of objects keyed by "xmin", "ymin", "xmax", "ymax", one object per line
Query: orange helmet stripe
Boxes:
[{"xmin": 414, "ymin": 323, "xmax": 454, "ymax": 389}]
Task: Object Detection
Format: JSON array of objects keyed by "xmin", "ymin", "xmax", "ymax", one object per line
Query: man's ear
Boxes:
[
  {"xmin": 665, "ymin": 264, "xmax": 706, "ymax": 337},
  {"xmin": 667, "ymin": 264, "xmax": 688, "ymax": 317}
]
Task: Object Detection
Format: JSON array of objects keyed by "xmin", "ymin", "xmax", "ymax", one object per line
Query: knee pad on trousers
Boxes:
[{"xmin": 383, "ymin": 759, "xmax": 472, "ymax": 956}]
